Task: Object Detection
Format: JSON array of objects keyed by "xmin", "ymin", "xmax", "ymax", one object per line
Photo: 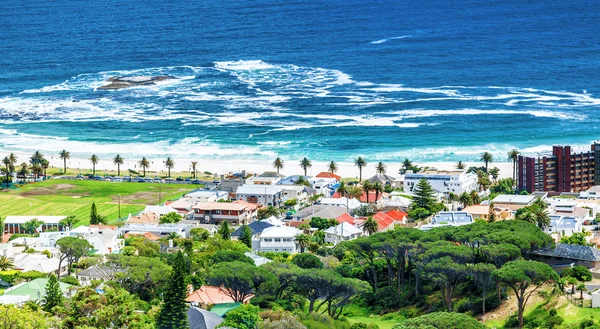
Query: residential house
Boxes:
[
  {"xmin": 219, "ymin": 171, "xmax": 247, "ymax": 193},
  {"xmin": 320, "ymin": 197, "xmax": 362, "ymax": 211},
  {"xmin": 336, "ymin": 213, "xmax": 357, "ymax": 225},
  {"xmin": 192, "ymin": 202, "xmax": 257, "ymax": 225},
  {"xmin": 331, "ymin": 191, "xmax": 389, "ymax": 207},
  {"xmin": 12, "ymin": 253, "xmax": 67, "ymax": 274},
  {"xmin": 243, "ymin": 252, "xmax": 272, "ymax": 266},
  {"xmin": 420, "ymin": 212, "xmax": 475, "ymax": 231},
  {"xmin": 370, "ymin": 211, "xmax": 397, "ymax": 233},
  {"xmin": 368, "ymin": 173, "xmax": 396, "ymax": 187},
  {"xmin": 581, "ymin": 186, "xmax": 600, "ymax": 200},
  {"xmin": 187, "ymin": 285, "xmax": 251, "ymax": 308},
  {"xmin": 277, "ymin": 175, "xmax": 309, "ymax": 186},
  {"xmin": 141, "ymin": 206, "xmax": 178, "ymax": 218},
  {"xmin": 2, "ymin": 278, "xmax": 72, "ymax": 303},
  {"xmin": 3, "ymin": 216, "xmax": 67, "ymax": 234},
  {"xmin": 404, "ymin": 170, "xmax": 478, "ymax": 195},
  {"xmin": 231, "ymin": 221, "xmax": 273, "ymax": 240},
  {"xmin": 382, "ymin": 194, "xmax": 412, "ymax": 210},
  {"xmin": 235, "ymin": 185, "xmax": 283, "ymax": 207},
  {"xmin": 280, "ymin": 185, "xmax": 312, "ymax": 204},
  {"xmin": 166, "ymin": 198, "xmax": 196, "ymax": 217},
  {"xmin": 126, "ymin": 212, "xmax": 160, "ymax": 224},
  {"xmin": 291, "ymin": 205, "xmax": 348, "ymax": 221},
  {"xmin": 187, "ymin": 306, "xmax": 223, "ymax": 329},
  {"xmin": 315, "ymin": 172, "xmax": 342, "ymax": 181},
  {"xmin": 530, "ymin": 243, "xmax": 600, "ymax": 270},
  {"xmin": 118, "ymin": 223, "xmax": 191, "ymax": 238},
  {"xmin": 246, "ymin": 171, "xmax": 283, "ymax": 185},
  {"xmin": 186, "ymin": 190, "xmax": 229, "ymax": 203},
  {"xmin": 124, "ymin": 232, "xmax": 162, "ymax": 241},
  {"xmin": 324, "ymin": 222, "xmax": 362, "ymax": 244},
  {"xmin": 254, "ymin": 226, "xmax": 300, "ymax": 253},
  {"xmin": 384, "ymin": 209, "xmax": 409, "ymax": 224},
  {"xmin": 308, "ymin": 177, "xmax": 339, "ymax": 197},
  {"xmin": 548, "ymin": 215, "xmax": 582, "ymax": 238},
  {"xmin": 491, "ymin": 194, "xmax": 537, "ymax": 211},
  {"xmin": 462, "ymin": 205, "xmax": 513, "ymax": 221}
]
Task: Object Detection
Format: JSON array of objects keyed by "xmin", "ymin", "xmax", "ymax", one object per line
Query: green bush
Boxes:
[
  {"xmin": 60, "ymin": 276, "xmax": 80, "ymax": 286},
  {"xmin": 292, "ymin": 253, "xmax": 323, "ymax": 269}
]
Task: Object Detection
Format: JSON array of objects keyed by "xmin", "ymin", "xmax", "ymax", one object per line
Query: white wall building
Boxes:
[
  {"xmin": 404, "ymin": 170, "xmax": 478, "ymax": 195},
  {"xmin": 307, "ymin": 177, "xmax": 339, "ymax": 197},
  {"xmin": 420, "ymin": 212, "xmax": 475, "ymax": 231},
  {"xmin": 254, "ymin": 226, "xmax": 300, "ymax": 253},
  {"xmin": 185, "ymin": 190, "xmax": 229, "ymax": 203},
  {"xmin": 548, "ymin": 215, "xmax": 582, "ymax": 237},
  {"xmin": 324, "ymin": 222, "xmax": 362, "ymax": 244},
  {"xmin": 280, "ymin": 185, "xmax": 311, "ymax": 204},
  {"xmin": 320, "ymin": 197, "xmax": 362, "ymax": 211},
  {"xmin": 235, "ymin": 185, "xmax": 283, "ymax": 207}
]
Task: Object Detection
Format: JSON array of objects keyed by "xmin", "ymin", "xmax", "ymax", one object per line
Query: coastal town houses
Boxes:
[
  {"xmin": 491, "ymin": 194, "xmax": 537, "ymax": 211},
  {"xmin": 0, "ymin": 278, "xmax": 73, "ymax": 305},
  {"xmin": 253, "ymin": 226, "xmax": 300, "ymax": 253},
  {"xmin": 315, "ymin": 171, "xmax": 342, "ymax": 181},
  {"xmin": 118, "ymin": 223, "xmax": 191, "ymax": 238},
  {"xmin": 3, "ymin": 216, "xmax": 67, "ymax": 234},
  {"xmin": 231, "ymin": 221, "xmax": 273, "ymax": 241},
  {"xmin": 367, "ymin": 173, "xmax": 396, "ymax": 187},
  {"xmin": 324, "ymin": 222, "xmax": 362, "ymax": 244},
  {"xmin": 126, "ymin": 212, "xmax": 160, "ymax": 224},
  {"xmin": 404, "ymin": 170, "xmax": 478, "ymax": 195},
  {"xmin": 320, "ymin": 197, "xmax": 362, "ymax": 211},
  {"xmin": 192, "ymin": 201, "xmax": 257, "ymax": 225},
  {"xmin": 307, "ymin": 177, "xmax": 340, "ymax": 197},
  {"xmin": 530, "ymin": 243, "xmax": 600, "ymax": 270},
  {"xmin": 234, "ymin": 185, "xmax": 283, "ymax": 207},
  {"xmin": 245, "ymin": 171, "xmax": 284, "ymax": 185},
  {"xmin": 219, "ymin": 171, "xmax": 247, "ymax": 193},
  {"xmin": 547, "ymin": 215, "xmax": 582, "ymax": 239},
  {"xmin": 462, "ymin": 205, "xmax": 513, "ymax": 221},
  {"xmin": 291, "ymin": 205, "xmax": 348, "ymax": 221},
  {"xmin": 420, "ymin": 211, "xmax": 475, "ymax": 231},
  {"xmin": 141, "ymin": 205, "xmax": 178, "ymax": 219}
]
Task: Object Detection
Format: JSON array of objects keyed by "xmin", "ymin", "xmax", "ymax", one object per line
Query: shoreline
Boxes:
[{"xmin": 3, "ymin": 150, "xmax": 513, "ymax": 180}]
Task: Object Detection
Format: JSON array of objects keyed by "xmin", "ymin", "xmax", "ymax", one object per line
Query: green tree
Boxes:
[
  {"xmin": 59, "ymin": 215, "xmax": 77, "ymax": 230},
  {"xmin": 0, "ymin": 304, "xmax": 58, "ymax": 329},
  {"xmin": 21, "ymin": 218, "xmax": 44, "ymax": 234},
  {"xmin": 328, "ymin": 161, "xmax": 338, "ymax": 174},
  {"xmin": 412, "ymin": 179, "xmax": 436, "ymax": 210},
  {"xmin": 164, "ymin": 157, "xmax": 175, "ymax": 177},
  {"xmin": 258, "ymin": 206, "xmax": 280, "ymax": 220},
  {"xmin": 156, "ymin": 251, "xmax": 189, "ymax": 329},
  {"xmin": 296, "ymin": 234, "xmax": 309, "ymax": 253},
  {"xmin": 219, "ymin": 304, "xmax": 260, "ymax": 329},
  {"xmin": 43, "ymin": 274, "xmax": 62, "ymax": 312},
  {"xmin": 456, "ymin": 161, "xmax": 466, "ymax": 170},
  {"xmin": 190, "ymin": 161, "xmax": 198, "ymax": 178},
  {"xmin": 489, "ymin": 167, "xmax": 500, "ymax": 183},
  {"xmin": 401, "ymin": 158, "xmax": 413, "ymax": 174},
  {"xmin": 189, "ymin": 228, "xmax": 210, "ymax": 242},
  {"xmin": 292, "ymin": 253, "xmax": 323, "ymax": 269},
  {"xmin": 480, "ymin": 152, "xmax": 493, "ymax": 172},
  {"xmin": 376, "ymin": 161, "xmax": 386, "ymax": 174},
  {"xmin": 284, "ymin": 198, "xmax": 298, "ymax": 207},
  {"xmin": 560, "ymin": 231, "xmax": 592, "ymax": 246},
  {"xmin": 470, "ymin": 190, "xmax": 481, "ymax": 205},
  {"xmin": 113, "ymin": 154, "xmax": 124, "ymax": 176},
  {"xmin": 239, "ymin": 225, "xmax": 253, "ymax": 248},
  {"xmin": 493, "ymin": 260, "xmax": 558, "ymax": 328},
  {"xmin": 273, "ymin": 157, "xmax": 284, "ymax": 174},
  {"xmin": 373, "ymin": 182, "xmax": 384, "ymax": 202},
  {"xmin": 138, "ymin": 157, "xmax": 150, "ymax": 176},
  {"xmin": 425, "ymin": 256, "xmax": 470, "ymax": 311},
  {"xmin": 218, "ymin": 221, "xmax": 231, "ymax": 240},
  {"xmin": 56, "ymin": 236, "xmax": 93, "ymax": 276},
  {"xmin": 40, "ymin": 158, "xmax": 49, "ymax": 178},
  {"xmin": 471, "ymin": 263, "xmax": 496, "ymax": 317},
  {"xmin": 2, "ymin": 156, "xmax": 11, "ymax": 189},
  {"xmin": 507, "ymin": 149, "xmax": 520, "ymax": 186},
  {"xmin": 159, "ymin": 212, "xmax": 182, "ymax": 224},
  {"xmin": 59, "ymin": 149, "xmax": 70, "ymax": 174},
  {"xmin": 208, "ymin": 261, "xmax": 277, "ymax": 303},
  {"xmin": 392, "ymin": 312, "xmax": 485, "ymax": 329},
  {"xmin": 211, "ymin": 250, "xmax": 254, "ymax": 265},
  {"xmin": 336, "ymin": 181, "xmax": 349, "ymax": 198},
  {"xmin": 102, "ymin": 255, "xmax": 170, "ymax": 301},
  {"xmin": 362, "ymin": 180, "xmax": 372, "ymax": 203},
  {"xmin": 362, "ymin": 216, "xmax": 379, "ymax": 236},
  {"xmin": 89, "ymin": 202, "xmax": 106, "ymax": 225},
  {"xmin": 354, "ymin": 156, "xmax": 367, "ymax": 182},
  {"xmin": 0, "ymin": 255, "xmax": 15, "ymax": 271},
  {"xmin": 299, "ymin": 157, "xmax": 312, "ymax": 176},
  {"xmin": 89, "ymin": 154, "xmax": 99, "ymax": 175}
]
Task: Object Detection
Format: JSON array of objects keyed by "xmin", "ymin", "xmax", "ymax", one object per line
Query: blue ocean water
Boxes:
[{"xmin": 1, "ymin": 0, "xmax": 599, "ymax": 165}]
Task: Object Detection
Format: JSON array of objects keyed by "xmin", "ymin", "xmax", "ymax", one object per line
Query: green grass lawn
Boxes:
[{"xmin": 0, "ymin": 179, "xmax": 197, "ymax": 226}]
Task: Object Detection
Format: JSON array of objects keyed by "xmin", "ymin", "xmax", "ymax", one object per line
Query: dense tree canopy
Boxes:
[{"xmin": 392, "ymin": 312, "xmax": 486, "ymax": 329}]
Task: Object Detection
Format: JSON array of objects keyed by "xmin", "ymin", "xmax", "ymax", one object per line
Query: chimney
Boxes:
[{"xmin": 168, "ymin": 239, "xmax": 173, "ymax": 248}]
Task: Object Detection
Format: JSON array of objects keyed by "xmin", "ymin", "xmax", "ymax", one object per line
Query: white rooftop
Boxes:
[
  {"xmin": 324, "ymin": 222, "xmax": 362, "ymax": 237},
  {"xmin": 142, "ymin": 206, "xmax": 178, "ymax": 216},
  {"xmin": 260, "ymin": 226, "xmax": 299, "ymax": 238},
  {"xmin": 492, "ymin": 194, "xmax": 536, "ymax": 205},
  {"xmin": 236, "ymin": 185, "xmax": 283, "ymax": 195},
  {"xmin": 320, "ymin": 197, "xmax": 362, "ymax": 210}
]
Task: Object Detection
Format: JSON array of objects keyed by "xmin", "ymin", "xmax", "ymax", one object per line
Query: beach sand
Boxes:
[{"xmin": 7, "ymin": 150, "xmax": 514, "ymax": 180}]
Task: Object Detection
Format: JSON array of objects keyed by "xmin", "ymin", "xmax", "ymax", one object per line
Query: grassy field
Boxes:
[
  {"xmin": 45, "ymin": 166, "xmax": 218, "ymax": 180},
  {"xmin": 0, "ymin": 179, "xmax": 197, "ymax": 227}
]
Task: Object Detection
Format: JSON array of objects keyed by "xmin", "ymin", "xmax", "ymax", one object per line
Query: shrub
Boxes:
[
  {"xmin": 60, "ymin": 276, "xmax": 80, "ymax": 286},
  {"xmin": 292, "ymin": 253, "xmax": 323, "ymax": 269}
]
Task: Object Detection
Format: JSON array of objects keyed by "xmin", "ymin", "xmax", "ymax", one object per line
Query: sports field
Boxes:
[{"xmin": 0, "ymin": 179, "xmax": 196, "ymax": 227}]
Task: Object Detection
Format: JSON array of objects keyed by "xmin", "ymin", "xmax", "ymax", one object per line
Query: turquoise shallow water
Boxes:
[{"xmin": 0, "ymin": 0, "xmax": 599, "ymax": 163}]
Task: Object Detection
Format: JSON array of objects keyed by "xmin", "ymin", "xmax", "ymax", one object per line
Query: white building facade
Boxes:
[{"xmin": 404, "ymin": 170, "xmax": 478, "ymax": 195}]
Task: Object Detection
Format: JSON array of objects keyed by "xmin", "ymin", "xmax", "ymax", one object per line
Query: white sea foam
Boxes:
[{"xmin": 370, "ymin": 35, "xmax": 411, "ymax": 44}]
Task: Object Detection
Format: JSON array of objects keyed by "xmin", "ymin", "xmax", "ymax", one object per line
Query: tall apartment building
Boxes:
[{"xmin": 517, "ymin": 143, "xmax": 600, "ymax": 193}]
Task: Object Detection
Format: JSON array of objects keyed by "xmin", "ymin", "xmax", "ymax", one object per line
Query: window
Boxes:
[
  {"xmin": 275, "ymin": 238, "xmax": 281, "ymax": 242},
  {"xmin": 264, "ymin": 238, "xmax": 272, "ymax": 242}
]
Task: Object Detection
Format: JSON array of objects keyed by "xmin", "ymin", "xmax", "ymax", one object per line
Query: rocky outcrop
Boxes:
[{"xmin": 97, "ymin": 76, "xmax": 174, "ymax": 90}]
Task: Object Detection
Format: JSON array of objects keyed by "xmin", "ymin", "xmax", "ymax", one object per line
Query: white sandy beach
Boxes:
[{"xmin": 6, "ymin": 150, "xmax": 513, "ymax": 180}]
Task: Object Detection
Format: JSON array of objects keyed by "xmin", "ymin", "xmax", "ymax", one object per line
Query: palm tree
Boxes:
[
  {"xmin": 166, "ymin": 232, "xmax": 180, "ymax": 240},
  {"xmin": 577, "ymin": 283, "xmax": 588, "ymax": 300},
  {"xmin": 30, "ymin": 151, "xmax": 43, "ymax": 165},
  {"xmin": 507, "ymin": 149, "xmax": 520, "ymax": 186},
  {"xmin": 273, "ymin": 157, "xmax": 284, "ymax": 174},
  {"xmin": 354, "ymin": 157, "xmax": 367, "ymax": 182},
  {"xmin": 18, "ymin": 162, "xmax": 28, "ymax": 178},
  {"xmin": 191, "ymin": 161, "xmax": 198, "ymax": 178},
  {"xmin": 480, "ymin": 152, "xmax": 493, "ymax": 173},
  {"xmin": 164, "ymin": 157, "xmax": 175, "ymax": 177},
  {"xmin": 531, "ymin": 206, "xmax": 551, "ymax": 230},
  {"xmin": 90, "ymin": 154, "xmax": 99, "ymax": 176},
  {"xmin": 113, "ymin": 155, "xmax": 124, "ymax": 176},
  {"xmin": 299, "ymin": 157, "xmax": 312, "ymax": 176},
  {"xmin": 362, "ymin": 216, "xmax": 379, "ymax": 236},
  {"xmin": 2, "ymin": 156, "xmax": 10, "ymax": 189},
  {"xmin": 447, "ymin": 192, "xmax": 458, "ymax": 203},
  {"xmin": 373, "ymin": 182, "xmax": 384, "ymax": 202},
  {"xmin": 362, "ymin": 180, "xmax": 372, "ymax": 203},
  {"xmin": 41, "ymin": 159, "xmax": 49, "ymax": 178},
  {"xmin": 138, "ymin": 157, "xmax": 150, "ymax": 177},
  {"xmin": 459, "ymin": 192, "xmax": 473, "ymax": 208},
  {"xmin": 456, "ymin": 161, "xmax": 465, "ymax": 170},
  {"xmin": 296, "ymin": 234, "xmax": 309, "ymax": 253},
  {"xmin": 376, "ymin": 161, "xmax": 386, "ymax": 174},
  {"xmin": 59, "ymin": 149, "xmax": 70, "ymax": 174},
  {"xmin": 9, "ymin": 153, "xmax": 18, "ymax": 167},
  {"xmin": 328, "ymin": 161, "xmax": 338, "ymax": 174},
  {"xmin": 337, "ymin": 181, "xmax": 349, "ymax": 198},
  {"xmin": 470, "ymin": 190, "xmax": 481, "ymax": 205},
  {"xmin": 402, "ymin": 158, "xmax": 413, "ymax": 173},
  {"xmin": 489, "ymin": 167, "xmax": 500, "ymax": 183},
  {"xmin": 31, "ymin": 164, "xmax": 42, "ymax": 181},
  {"xmin": 0, "ymin": 255, "xmax": 15, "ymax": 271}
]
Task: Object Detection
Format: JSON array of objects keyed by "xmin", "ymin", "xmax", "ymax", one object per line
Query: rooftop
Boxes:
[
  {"xmin": 188, "ymin": 306, "xmax": 223, "ymax": 329},
  {"xmin": 492, "ymin": 194, "xmax": 536, "ymax": 205},
  {"xmin": 236, "ymin": 185, "xmax": 283, "ymax": 194},
  {"xmin": 293, "ymin": 205, "xmax": 348, "ymax": 220},
  {"xmin": 4, "ymin": 278, "xmax": 72, "ymax": 300},
  {"xmin": 531, "ymin": 243, "xmax": 600, "ymax": 262},
  {"xmin": 324, "ymin": 222, "xmax": 362, "ymax": 236},
  {"xmin": 192, "ymin": 202, "xmax": 248, "ymax": 211},
  {"xmin": 315, "ymin": 172, "xmax": 342, "ymax": 181},
  {"xmin": 406, "ymin": 170, "xmax": 465, "ymax": 176},
  {"xmin": 231, "ymin": 221, "xmax": 273, "ymax": 237},
  {"xmin": 260, "ymin": 226, "xmax": 300, "ymax": 238},
  {"xmin": 3, "ymin": 216, "xmax": 67, "ymax": 224}
]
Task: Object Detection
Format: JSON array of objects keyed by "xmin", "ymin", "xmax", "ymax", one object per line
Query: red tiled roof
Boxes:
[
  {"xmin": 332, "ymin": 191, "xmax": 388, "ymax": 203},
  {"xmin": 336, "ymin": 213, "xmax": 356, "ymax": 225},
  {"xmin": 187, "ymin": 285, "xmax": 252, "ymax": 304},
  {"xmin": 372, "ymin": 211, "xmax": 396, "ymax": 231},
  {"xmin": 233, "ymin": 200, "xmax": 258, "ymax": 211},
  {"xmin": 385, "ymin": 210, "xmax": 408, "ymax": 222},
  {"xmin": 316, "ymin": 172, "xmax": 341, "ymax": 181},
  {"xmin": 89, "ymin": 224, "xmax": 118, "ymax": 230},
  {"xmin": 1, "ymin": 234, "xmax": 11, "ymax": 244}
]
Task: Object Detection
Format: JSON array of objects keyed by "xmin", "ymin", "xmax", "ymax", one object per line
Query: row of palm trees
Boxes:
[
  {"xmin": 273, "ymin": 156, "xmax": 388, "ymax": 182},
  {"xmin": 456, "ymin": 149, "xmax": 521, "ymax": 182}
]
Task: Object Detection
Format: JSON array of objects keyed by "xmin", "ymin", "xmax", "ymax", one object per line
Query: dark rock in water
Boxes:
[{"xmin": 97, "ymin": 76, "xmax": 174, "ymax": 90}]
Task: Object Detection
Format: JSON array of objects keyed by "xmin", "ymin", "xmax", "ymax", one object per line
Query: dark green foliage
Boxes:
[
  {"xmin": 218, "ymin": 304, "xmax": 260, "ymax": 329},
  {"xmin": 211, "ymin": 250, "xmax": 254, "ymax": 265},
  {"xmin": 159, "ymin": 212, "xmax": 182, "ymax": 224},
  {"xmin": 560, "ymin": 231, "xmax": 593, "ymax": 246},
  {"xmin": 239, "ymin": 225, "xmax": 253, "ymax": 248},
  {"xmin": 189, "ymin": 228, "xmax": 211, "ymax": 242},
  {"xmin": 218, "ymin": 221, "xmax": 231, "ymax": 240},
  {"xmin": 43, "ymin": 274, "xmax": 62, "ymax": 312},
  {"xmin": 21, "ymin": 218, "xmax": 44, "ymax": 234},
  {"xmin": 156, "ymin": 251, "xmax": 189, "ymax": 329},
  {"xmin": 60, "ymin": 276, "xmax": 79, "ymax": 286},
  {"xmin": 209, "ymin": 261, "xmax": 278, "ymax": 303},
  {"xmin": 104, "ymin": 254, "xmax": 171, "ymax": 301},
  {"xmin": 310, "ymin": 217, "xmax": 338, "ymax": 230},
  {"xmin": 89, "ymin": 202, "xmax": 106, "ymax": 225},
  {"xmin": 291, "ymin": 253, "xmax": 323, "ymax": 269},
  {"xmin": 408, "ymin": 179, "xmax": 444, "ymax": 220},
  {"xmin": 392, "ymin": 312, "xmax": 485, "ymax": 329},
  {"xmin": 56, "ymin": 237, "xmax": 92, "ymax": 276},
  {"xmin": 561, "ymin": 265, "xmax": 592, "ymax": 282},
  {"xmin": 258, "ymin": 206, "xmax": 281, "ymax": 219}
]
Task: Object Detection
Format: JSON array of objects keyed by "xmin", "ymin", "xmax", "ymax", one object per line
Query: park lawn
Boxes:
[
  {"xmin": 0, "ymin": 179, "xmax": 196, "ymax": 226},
  {"xmin": 45, "ymin": 166, "xmax": 217, "ymax": 180}
]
